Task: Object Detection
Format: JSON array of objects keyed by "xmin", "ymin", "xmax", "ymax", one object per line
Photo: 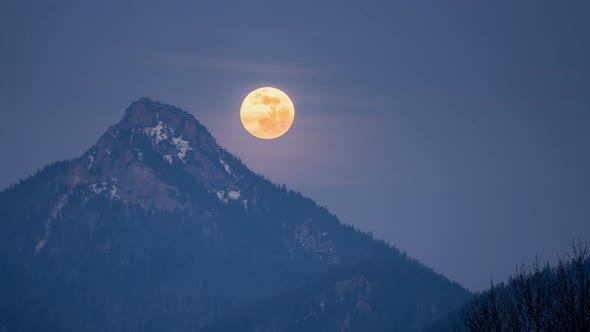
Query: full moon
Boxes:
[{"xmin": 240, "ymin": 87, "xmax": 295, "ymax": 139}]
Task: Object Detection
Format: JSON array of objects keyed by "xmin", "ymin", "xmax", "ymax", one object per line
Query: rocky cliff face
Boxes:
[
  {"xmin": 34, "ymin": 97, "xmax": 259, "ymax": 254},
  {"xmin": 61, "ymin": 97, "xmax": 247, "ymax": 212}
]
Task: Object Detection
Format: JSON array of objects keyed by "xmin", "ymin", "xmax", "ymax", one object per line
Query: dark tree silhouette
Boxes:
[{"xmin": 459, "ymin": 241, "xmax": 590, "ymax": 332}]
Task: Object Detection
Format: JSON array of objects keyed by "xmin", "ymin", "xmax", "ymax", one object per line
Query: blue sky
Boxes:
[{"xmin": 1, "ymin": 0, "xmax": 589, "ymax": 290}]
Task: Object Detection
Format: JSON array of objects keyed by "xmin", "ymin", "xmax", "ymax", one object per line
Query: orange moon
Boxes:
[{"xmin": 240, "ymin": 87, "xmax": 295, "ymax": 139}]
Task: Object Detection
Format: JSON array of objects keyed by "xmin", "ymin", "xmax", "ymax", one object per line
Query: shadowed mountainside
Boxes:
[{"xmin": 0, "ymin": 98, "xmax": 470, "ymax": 331}]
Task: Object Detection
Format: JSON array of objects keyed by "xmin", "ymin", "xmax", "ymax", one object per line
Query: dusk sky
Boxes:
[{"xmin": 1, "ymin": 0, "xmax": 589, "ymax": 291}]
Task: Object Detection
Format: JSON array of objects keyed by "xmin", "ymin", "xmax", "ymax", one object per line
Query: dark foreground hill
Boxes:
[
  {"xmin": 425, "ymin": 243, "xmax": 590, "ymax": 332},
  {"xmin": 0, "ymin": 98, "xmax": 470, "ymax": 331}
]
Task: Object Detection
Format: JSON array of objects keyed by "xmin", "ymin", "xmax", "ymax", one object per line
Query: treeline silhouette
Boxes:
[{"xmin": 458, "ymin": 241, "xmax": 590, "ymax": 332}]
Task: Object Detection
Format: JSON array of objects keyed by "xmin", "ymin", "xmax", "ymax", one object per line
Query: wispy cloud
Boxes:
[
  {"xmin": 293, "ymin": 90, "xmax": 398, "ymax": 112},
  {"xmin": 145, "ymin": 52, "xmax": 313, "ymax": 76},
  {"xmin": 142, "ymin": 51, "xmax": 396, "ymax": 113}
]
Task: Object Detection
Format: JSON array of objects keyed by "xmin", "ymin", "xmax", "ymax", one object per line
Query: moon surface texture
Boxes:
[{"xmin": 240, "ymin": 87, "xmax": 295, "ymax": 139}]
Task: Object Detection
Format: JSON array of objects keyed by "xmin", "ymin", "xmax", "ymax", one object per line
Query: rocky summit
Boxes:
[{"xmin": 62, "ymin": 97, "xmax": 246, "ymax": 212}]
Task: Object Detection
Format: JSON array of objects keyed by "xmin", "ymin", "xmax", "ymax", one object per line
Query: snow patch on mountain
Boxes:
[
  {"xmin": 89, "ymin": 178, "xmax": 120, "ymax": 200},
  {"xmin": 215, "ymin": 190, "xmax": 241, "ymax": 204},
  {"xmin": 35, "ymin": 195, "xmax": 69, "ymax": 253},
  {"xmin": 228, "ymin": 190, "xmax": 240, "ymax": 200},
  {"xmin": 143, "ymin": 121, "xmax": 170, "ymax": 145},
  {"xmin": 143, "ymin": 120, "xmax": 192, "ymax": 164},
  {"xmin": 172, "ymin": 136, "xmax": 191, "ymax": 163},
  {"xmin": 219, "ymin": 158, "xmax": 232, "ymax": 174}
]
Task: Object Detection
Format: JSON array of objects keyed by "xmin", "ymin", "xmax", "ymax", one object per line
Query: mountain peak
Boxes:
[
  {"xmin": 123, "ymin": 97, "xmax": 162, "ymax": 127},
  {"xmin": 60, "ymin": 98, "xmax": 246, "ymax": 211},
  {"xmin": 123, "ymin": 97, "xmax": 210, "ymax": 138}
]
